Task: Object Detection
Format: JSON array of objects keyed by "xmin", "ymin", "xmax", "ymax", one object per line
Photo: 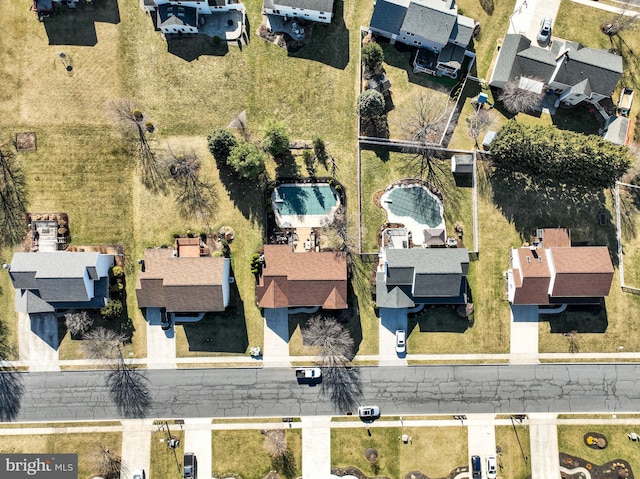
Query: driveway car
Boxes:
[
  {"xmin": 160, "ymin": 307, "xmax": 171, "ymax": 331},
  {"xmin": 537, "ymin": 17, "xmax": 552, "ymax": 44},
  {"xmin": 395, "ymin": 330, "xmax": 406, "ymax": 354},
  {"xmin": 358, "ymin": 405, "xmax": 380, "ymax": 420},
  {"xmin": 487, "ymin": 456, "xmax": 497, "ymax": 479},
  {"xmin": 471, "ymin": 455, "xmax": 481, "ymax": 479},
  {"xmin": 132, "ymin": 469, "xmax": 146, "ymax": 479}
]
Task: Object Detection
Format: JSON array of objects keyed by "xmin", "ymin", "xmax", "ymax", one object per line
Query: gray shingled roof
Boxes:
[
  {"xmin": 449, "ymin": 14, "xmax": 474, "ymax": 46},
  {"xmin": 490, "ymin": 34, "xmax": 531, "ymax": 85},
  {"xmin": 266, "ymin": 0, "xmax": 333, "ymax": 12},
  {"xmin": 386, "ymin": 248, "xmax": 469, "ymax": 274},
  {"xmin": 490, "ymin": 33, "xmax": 622, "ymax": 96},
  {"xmin": 158, "ymin": 4, "xmax": 197, "ymax": 28},
  {"xmin": 369, "ymin": 0, "xmax": 407, "ymax": 36},
  {"xmin": 402, "ymin": 2, "xmax": 456, "ymax": 46},
  {"xmin": 604, "ymin": 116, "xmax": 630, "ymax": 145},
  {"xmin": 14, "ymin": 290, "xmax": 55, "ymax": 314},
  {"xmin": 375, "ymin": 272, "xmax": 416, "ymax": 308},
  {"xmin": 8, "ymin": 252, "xmax": 112, "ymax": 311}
]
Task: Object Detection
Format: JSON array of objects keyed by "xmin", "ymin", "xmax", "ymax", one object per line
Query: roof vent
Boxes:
[
  {"xmin": 538, "ymin": 257, "xmax": 543, "ymax": 263},
  {"xmin": 526, "ymin": 256, "xmax": 531, "ymax": 263},
  {"xmin": 172, "ymin": 250, "xmax": 178, "ymax": 258}
]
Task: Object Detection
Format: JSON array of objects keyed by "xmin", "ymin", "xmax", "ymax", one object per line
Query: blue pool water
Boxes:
[{"xmin": 274, "ymin": 184, "xmax": 338, "ymax": 216}]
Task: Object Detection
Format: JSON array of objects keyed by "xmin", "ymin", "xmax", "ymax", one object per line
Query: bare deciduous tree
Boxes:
[
  {"xmin": 402, "ymin": 147, "xmax": 448, "ymax": 192},
  {"xmin": 397, "ymin": 90, "xmax": 451, "ymax": 144},
  {"xmin": 302, "ymin": 316, "xmax": 362, "ymax": 412},
  {"xmin": 82, "ymin": 327, "xmax": 151, "ymax": 418},
  {"xmin": 0, "ymin": 145, "xmax": 28, "ymax": 247},
  {"xmin": 498, "ymin": 79, "xmax": 544, "ymax": 114},
  {"xmin": 601, "ymin": 0, "xmax": 639, "ymax": 36},
  {"xmin": 64, "ymin": 311, "xmax": 93, "ymax": 337},
  {"xmin": 261, "ymin": 429, "xmax": 296, "ymax": 478},
  {"xmin": 167, "ymin": 148, "xmax": 217, "ymax": 221},
  {"xmin": 89, "ymin": 442, "xmax": 123, "ymax": 479},
  {"xmin": 107, "ymin": 99, "xmax": 166, "ymax": 193},
  {"xmin": 466, "ymin": 108, "xmax": 493, "ymax": 148}
]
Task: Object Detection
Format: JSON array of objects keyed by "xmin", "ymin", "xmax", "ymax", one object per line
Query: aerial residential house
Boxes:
[
  {"xmin": 141, "ymin": 0, "xmax": 246, "ymax": 39},
  {"xmin": 255, "ymin": 245, "xmax": 347, "ymax": 310},
  {"xmin": 506, "ymin": 228, "xmax": 614, "ymax": 305},
  {"xmin": 376, "ymin": 247, "xmax": 470, "ymax": 308},
  {"xmin": 489, "ymin": 34, "xmax": 622, "ymax": 109},
  {"xmin": 6, "ymin": 252, "xmax": 114, "ymax": 314},
  {"xmin": 262, "ymin": 0, "xmax": 334, "ymax": 24},
  {"xmin": 136, "ymin": 238, "xmax": 231, "ymax": 317},
  {"xmin": 369, "ymin": 0, "xmax": 476, "ymax": 78}
]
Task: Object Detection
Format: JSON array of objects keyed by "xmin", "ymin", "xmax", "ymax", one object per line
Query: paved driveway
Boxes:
[
  {"xmin": 466, "ymin": 414, "xmax": 497, "ymax": 473},
  {"xmin": 263, "ymin": 307, "xmax": 290, "ymax": 367},
  {"xmin": 183, "ymin": 419, "xmax": 212, "ymax": 479},
  {"xmin": 508, "ymin": 0, "xmax": 562, "ymax": 44},
  {"xmin": 19, "ymin": 312, "xmax": 59, "ymax": 371},
  {"xmin": 145, "ymin": 308, "xmax": 176, "ymax": 370},
  {"xmin": 530, "ymin": 414, "xmax": 562, "ymax": 479},
  {"xmin": 510, "ymin": 305, "xmax": 539, "ymax": 364},
  {"xmin": 379, "ymin": 308, "xmax": 408, "ymax": 365},
  {"xmin": 120, "ymin": 421, "xmax": 151, "ymax": 479}
]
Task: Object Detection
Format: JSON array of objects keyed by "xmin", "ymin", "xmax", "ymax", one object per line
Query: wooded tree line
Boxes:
[{"xmin": 490, "ymin": 121, "xmax": 631, "ymax": 189}]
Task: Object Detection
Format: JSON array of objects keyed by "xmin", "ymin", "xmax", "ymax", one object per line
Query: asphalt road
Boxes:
[{"xmin": 4, "ymin": 364, "xmax": 640, "ymax": 422}]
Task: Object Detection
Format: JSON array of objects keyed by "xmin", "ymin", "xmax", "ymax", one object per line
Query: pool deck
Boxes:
[{"xmin": 273, "ymin": 183, "xmax": 341, "ymax": 229}]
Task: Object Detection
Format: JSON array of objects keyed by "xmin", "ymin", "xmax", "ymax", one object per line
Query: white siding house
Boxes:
[{"xmin": 263, "ymin": 0, "xmax": 334, "ymax": 24}]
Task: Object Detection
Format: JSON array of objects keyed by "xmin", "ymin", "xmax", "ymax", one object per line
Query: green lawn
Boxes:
[
  {"xmin": 558, "ymin": 425, "xmax": 640, "ymax": 474},
  {"xmin": 150, "ymin": 429, "xmax": 185, "ymax": 479},
  {"xmin": 212, "ymin": 429, "xmax": 302, "ymax": 479},
  {"xmin": 495, "ymin": 424, "xmax": 532, "ymax": 479},
  {"xmin": 0, "ymin": 432, "xmax": 122, "ymax": 479},
  {"xmin": 0, "ymin": 0, "xmax": 369, "ymax": 358},
  {"xmin": 331, "ymin": 426, "xmax": 468, "ymax": 478}
]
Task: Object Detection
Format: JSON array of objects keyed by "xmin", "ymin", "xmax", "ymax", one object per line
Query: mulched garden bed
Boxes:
[
  {"xmin": 584, "ymin": 432, "xmax": 608, "ymax": 449},
  {"xmin": 560, "ymin": 452, "xmax": 633, "ymax": 479},
  {"xmin": 331, "ymin": 466, "xmax": 467, "ymax": 479}
]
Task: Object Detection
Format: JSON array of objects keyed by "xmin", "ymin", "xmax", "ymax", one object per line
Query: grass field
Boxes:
[
  {"xmin": 150, "ymin": 429, "xmax": 185, "ymax": 479},
  {"xmin": 0, "ymin": 432, "xmax": 122, "ymax": 479},
  {"xmin": 558, "ymin": 425, "xmax": 640, "ymax": 474},
  {"xmin": 212, "ymin": 429, "xmax": 302, "ymax": 479},
  {"xmin": 331, "ymin": 426, "xmax": 468, "ymax": 478},
  {"xmin": 495, "ymin": 424, "xmax": 532, "ymax": 479},
  {"xmin": 0, "ymin": 0, "xmax": 370, "ymax": 357}
]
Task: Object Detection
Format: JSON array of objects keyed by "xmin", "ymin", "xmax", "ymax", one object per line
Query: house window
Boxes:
[
  {"xmin": 304, "ymin": 13, "xmax": 309, "ymax": 16},
  {"xmin": 319, "ymin": 15, "xmax": 326, "ymax": 19},
  {"xmin": 320, "ymin": 11, "xmax": 324, "ymax": 14}
]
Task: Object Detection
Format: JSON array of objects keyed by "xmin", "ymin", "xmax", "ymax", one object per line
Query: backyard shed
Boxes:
[{"xmin": 451, "ymin": 154, "xmax": 473, "ymax": 174}]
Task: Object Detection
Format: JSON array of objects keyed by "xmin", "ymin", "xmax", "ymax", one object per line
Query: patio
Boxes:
[{"xmin": 199, "ymin": 10, "xmax": 245, "ymax": 41}]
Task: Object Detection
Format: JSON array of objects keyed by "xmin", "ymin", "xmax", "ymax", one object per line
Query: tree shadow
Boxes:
[
  {"xmin": 275, "ymin": 152, "xmax": 302, "ymax": 179},
  {"xmin": 43, "ymin": 0, "xmax": 120, "ymax": 46},
  {"xmin": 489, "ymin": 170, "xmax": 619, "ymax": 264},
  {"xmin": 271, "ymin": 448, "xmax": 297, "ymax": 479},
  {"xmin": 322, "ymin": 366, "xmax": 363, "ymax": 414},
  {"xmin": 167, "ymin": 34, "xmax": 230, "ymax": 62},
  {"xmin": 289, "ymin": 0, "xmax": 348, "ymax": 69},
  {"xmin": 409, "ymin": 306, "xmax": 470, "ymax": 333},
  {"xmin": 182, "ymin": 281, "xmax": 250, "ymax": 353},
  {"xmin": 0, "ymin": 337, "xmax": 24, "ymax": 421},
  {"xmin": 551, "ymin": 104, "xmax": 603, "ymax": 136},
  {"xmin": 217, "ymin": 163, "xmax": 267, "ymax": 225},
  {"xmin": 107, "ymin": 363, "xmax": 152, "ymax": 418},
  {"xmin": 541, "ymin": 301, "xmax": 609, "ymax": 334}
]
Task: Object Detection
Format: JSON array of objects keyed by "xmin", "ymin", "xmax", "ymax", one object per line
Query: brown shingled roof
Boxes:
[
  {"xmin": 512, "ymin": 248, "xmax": 551, "ymax": 305},
  {"xmin": 540, "ymin": 228, "xmax": 570, "ymax": 248},
  {"xmin": 256, "ymin": 245, "xmax": 347, "ymax": 309},
  {"xmin": 135, "ymin": 248, "xmax": 229, "ymax": 312},
  {"xmin": 550, "ymin": 247, "xmax": 613, "ymax": 297}
]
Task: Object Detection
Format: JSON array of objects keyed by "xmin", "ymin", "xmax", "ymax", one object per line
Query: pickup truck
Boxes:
[
  {"xmin": 183, "ymin": 452, "xmax": 197, "ymax": 479},
  {"xmin": 295, "ymin": 367, "xmax": 321, "ymax": 380}
]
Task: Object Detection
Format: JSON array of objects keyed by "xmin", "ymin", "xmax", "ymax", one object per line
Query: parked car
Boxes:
[
  {"xmin": 295, "ymin": 367, "xmax": 322, "ymax": 381},
  {"xmin": 395, "ymin": 330, "xmax": 406, "ymax": 354},
  {"xmin": 537, "ymin": 17, "xmax": 552, "ymax": 44},
  {"xmin": 471, "ymin": 455, "xmax": 481, "ymax": 479},
  {"xmin": 183, "ymin": 452, "xmax": 197, "ymax": 479},
  {"xmin": 160, "ymin": 307, "xmax": 171, "ymax": 331},
  {"xmin": 486, "ymin": 456, "xmax": 497, "ymax": 479},
  {"xmin": 132, "ymin": 469, "xmax": 146, "ymax": 479},
  {"xmin": 358, "ymin": 405, "xmax": 380, "ymax": 420}
]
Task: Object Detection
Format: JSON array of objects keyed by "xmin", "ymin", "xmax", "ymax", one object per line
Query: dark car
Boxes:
[
  {"xmin": 471, "ymin": 455, "xmax": 481, "ymax": 479},
  {"xmin": 160, "ymin": 308, "xmax": 171, "ymax": 331}
]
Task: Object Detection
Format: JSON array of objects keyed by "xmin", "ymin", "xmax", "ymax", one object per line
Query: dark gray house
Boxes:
[
  {"xmin": 376, "ymin": 248, "xmax": 469, "ymax": 308},
  {"xmin": 489, "ymin": 33, "xmax": 622, "ymax": 108},
  {"xmin": 6, "ymin": 252, "xmax": 114, "ymax": 314},
  {"xmin": 368, "ymin": 0, "xmax": 476, "ymax": 78}
]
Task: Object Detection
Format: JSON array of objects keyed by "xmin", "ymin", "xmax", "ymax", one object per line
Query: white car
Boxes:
[
  {"xmin": 358, "ymin": 405, "xmax": 380, "ymax": 420},
  {"xmin": 395, "ymin": 330, "xmax": 406, "ymax": 354},
  {"xmin": 537, "ymin": 17, "xmax": 552, "ymax": 44},
  {"xmin": 486, "ymin": 456, "xmax": 497, "ymax": 479},
  {"xmin": 132, "ymin": 469, "xmax": 146, "ymax": 479}
]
